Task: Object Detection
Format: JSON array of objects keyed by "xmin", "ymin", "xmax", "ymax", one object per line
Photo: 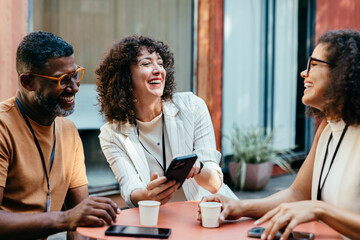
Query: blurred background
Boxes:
[{"xmin": 1, "ymin": 0, "xmax": 360, "ymax": 203}]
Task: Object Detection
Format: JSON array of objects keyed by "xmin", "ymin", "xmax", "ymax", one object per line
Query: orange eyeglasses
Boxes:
[{"xmin": 29, "ymin": 65, "xmax": 85, "ymax": 89}]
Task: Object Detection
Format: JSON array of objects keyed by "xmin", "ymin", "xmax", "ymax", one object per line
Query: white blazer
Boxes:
[{"xmin": 99, "ymin": 92, "xmax": 237, "ymax": 207}]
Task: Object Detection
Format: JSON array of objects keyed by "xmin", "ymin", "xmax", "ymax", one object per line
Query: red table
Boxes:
[{"xmin": 76, "ymin": 201, "xmax": 342, "ymax": 240}]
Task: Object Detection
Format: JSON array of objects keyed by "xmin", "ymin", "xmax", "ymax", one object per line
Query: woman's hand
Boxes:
[
  {"xmin": 256, "ymin": 200, "xmax": 322, "ymax": 240},
  {"xmin": 187, "ymin": 160, "xmax": 201, "ymax": 179},
  {"xmin": 197, "ymin": 194, "xmax": 243, "ymax": 223},
  {"xmin": 145, "ymin": 173, "xmax": 180, "ymax": 205}
]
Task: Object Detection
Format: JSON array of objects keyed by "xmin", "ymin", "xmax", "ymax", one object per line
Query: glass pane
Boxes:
[
  {"xmin": 222, "ymin": 0, "xmax": 265, "ymax": 156},
  {"xmin": 222, "ymin": 0, "xmax": 298, "ymax": 156}
]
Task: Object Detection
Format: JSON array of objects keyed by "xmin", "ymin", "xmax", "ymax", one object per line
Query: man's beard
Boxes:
[{"xmin": 35, "ymin": 93, "xmax": 74, "ymax": 117}]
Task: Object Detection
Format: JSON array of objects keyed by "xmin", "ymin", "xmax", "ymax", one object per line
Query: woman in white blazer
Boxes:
[
  {"xmin": 96, "ymin": 35, "xmax": 236, "ymax": 208},
  {"xmin": 199, "ymin": 30, "xmax": 360, "ymax": 240}
]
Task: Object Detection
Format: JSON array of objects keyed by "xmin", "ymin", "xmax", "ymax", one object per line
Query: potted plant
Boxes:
[{"xmin": 227, "ymin": 126, "xmax": 294, "ymax": 190}]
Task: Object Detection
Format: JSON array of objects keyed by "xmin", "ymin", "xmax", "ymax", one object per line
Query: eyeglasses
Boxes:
[
  {"xmin": 29, "ymin": 65, "xmax": 85, "ymax": 89},
  {"xmin": 305, "ymin": 57, "xmax": 335, "ymax": 76}
]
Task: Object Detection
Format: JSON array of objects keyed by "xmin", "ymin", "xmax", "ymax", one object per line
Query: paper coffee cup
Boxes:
[
  {"xmin": 138, "ymin": 200, "xmax": 160, "ymax": 226},
  {"xmin": 200, "ymin": 202, "xmax": 222, "ymax": 228}
]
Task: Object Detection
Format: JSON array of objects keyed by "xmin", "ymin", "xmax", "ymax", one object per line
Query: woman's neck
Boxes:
[{"xmin": 135, "ymin": 98, "xmax": 162, "ymax": 122}]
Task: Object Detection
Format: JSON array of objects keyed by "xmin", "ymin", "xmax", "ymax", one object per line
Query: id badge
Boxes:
[{"xmin": 46, "ymin": 192, "xmax": 51, "ymax": 212}]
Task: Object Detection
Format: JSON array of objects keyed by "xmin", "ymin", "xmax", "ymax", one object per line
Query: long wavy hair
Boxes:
[
  {"xmin": 306, "ymin": 30, "xmax": 360, "ymax": 125},
  {"xmin": 96, "ymin": 35, "xmax": 175, "ymax": 124}
]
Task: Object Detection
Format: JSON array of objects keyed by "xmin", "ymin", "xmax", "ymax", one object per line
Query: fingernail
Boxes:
[
  {"xmin": 117, "ymin": 208, "xmax": 121, "ymax": 214},
  {"xmin": 219, "ymin": 215, "xmax": 224, "ymax": 221},
  {"xmin": 261, "ymin": 234, "xmax": 266, "ymax": 240},
  {"xmin": 267, "ymin": 235, "xmax": 272, "ymax": 240},
  {"xmin": 280, "ymin": 237, "xmax": 284, "ymax": 240},
  {"xmin": 254, "ymin": 220, "xmax": 260, "ymax": 225}
]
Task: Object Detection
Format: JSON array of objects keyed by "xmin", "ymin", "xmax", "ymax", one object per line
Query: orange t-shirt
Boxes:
[{"xmin": 0, "ymin": 97, "xmax": 88, "ymax": 213}]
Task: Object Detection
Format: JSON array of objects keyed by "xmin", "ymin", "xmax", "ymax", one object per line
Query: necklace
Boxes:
[
  {"xmin": 317, "ymin": 124, "xmax": 348, "ymax": 200},
  {"xmin": 135, "ymin": 115, "xmax": 166, "ymax": 174},
  {"xmin": 15, "ymin": 98, "xmax": 56, "ymax": 212}
]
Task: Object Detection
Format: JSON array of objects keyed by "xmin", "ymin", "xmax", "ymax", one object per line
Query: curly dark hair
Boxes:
[
  {"xmin": 16, "ymin": 31, "xmax": 73, "ymax": 73},
  {"xmin": 96, "ymin": 35, "xmax": 176, "ymax": 124},
  {"xmin": 306, "ymin": 30, "xmax": 360, "ymax": 125}
]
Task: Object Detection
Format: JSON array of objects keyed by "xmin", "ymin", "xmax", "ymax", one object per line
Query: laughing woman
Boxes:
[
  {"xmin": 199, "ymin": 30, "xmax": 360, "ymax": 240},
  {"xmin": 96, "ymin": 35, "xmax": 236, "ymax": 208}
]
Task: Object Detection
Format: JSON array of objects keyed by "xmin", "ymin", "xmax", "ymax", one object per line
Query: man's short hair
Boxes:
[{"xmin": 16, "ymin": 31, "xmax": 74, "ymax": 73}]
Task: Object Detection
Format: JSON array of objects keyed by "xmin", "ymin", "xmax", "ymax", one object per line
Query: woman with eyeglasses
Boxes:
[
  {"xmin": 96, "ymin": 35, "xmax": 236, "ymax": 208},
  {"xmin": 199, "ymin": 30, "xmax": 360, "ymax": 240}
]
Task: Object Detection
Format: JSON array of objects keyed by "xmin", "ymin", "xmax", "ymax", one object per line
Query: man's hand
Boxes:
[
  {"xmin": 197, "ymin": 194, "xmax": 243, "ymax": 224},
  {"xmin": 65, "ymin": 197, "xmax": 120, "ymax": 230}
]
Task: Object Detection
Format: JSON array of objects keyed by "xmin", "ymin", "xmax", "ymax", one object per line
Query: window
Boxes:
[{"xmin": 222, "ymin": 0, "xmax": 316, "ymax": 163}]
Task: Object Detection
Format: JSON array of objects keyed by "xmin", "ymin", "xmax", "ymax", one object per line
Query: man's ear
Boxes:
[{"xmin": 19, "ymin": 74, "xmax": 35, "ymax": 91}]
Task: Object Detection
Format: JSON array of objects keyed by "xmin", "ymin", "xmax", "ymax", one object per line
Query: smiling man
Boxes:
[{"xmin": 0, "ymin": 31, "xmax": 119, "ymax": 240}]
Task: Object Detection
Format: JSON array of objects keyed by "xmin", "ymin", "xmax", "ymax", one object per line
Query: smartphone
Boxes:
[
  {"xmin": 165, "ymin": 154, "xmax": 198, "ymax": 188},
  {"xmin": 105, "ymin": 225, "xmax": 171, "ymax": 239},
  {"xmin": 247, "ymin": 227, "xmax": 314, "ymax": 240}
]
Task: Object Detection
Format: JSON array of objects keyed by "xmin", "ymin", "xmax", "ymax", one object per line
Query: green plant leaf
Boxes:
[{"xmin": 226, "ymin": 125, "xmax": 295, "ymax": 182}]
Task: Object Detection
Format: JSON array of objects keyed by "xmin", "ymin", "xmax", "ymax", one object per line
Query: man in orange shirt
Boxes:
[{"xmin": 0, "ymin": 31, "xmax": 120, "ymax": 239}]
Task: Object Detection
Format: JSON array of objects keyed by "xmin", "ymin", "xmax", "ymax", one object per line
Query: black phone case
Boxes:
[
  {"xmin": 165, "ymin": 154, "xmax": 198, "ymax": 188},
  {"xmin": 105, "ymin": 225, "xmax": 171, "ymax": 239},
  {"xmin": 247, "ymin": 227, "xmax": 314, "ymax": 240}
]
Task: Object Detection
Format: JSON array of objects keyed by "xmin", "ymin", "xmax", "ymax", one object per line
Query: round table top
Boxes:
[{"xmin": 76, "ymin": 201, "xmax": 342, "ymax": 240}]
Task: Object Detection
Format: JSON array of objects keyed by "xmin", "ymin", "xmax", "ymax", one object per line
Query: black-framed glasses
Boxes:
[
  {"xmin": 305, "ymin": 57, "xmax": 335, "ymax": 76},
  {"xmin": 29, "ymin": 65, "xmax": 85, "ymax": 89}
]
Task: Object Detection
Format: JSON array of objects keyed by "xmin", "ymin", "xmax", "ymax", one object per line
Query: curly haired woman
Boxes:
[
  {"xmin": 199, "ymin": 30, "xmax": 360, "ymax": 240},
  {"xmin": 96, "ymin": 35, "xmax": 236, "ymax": 208}
]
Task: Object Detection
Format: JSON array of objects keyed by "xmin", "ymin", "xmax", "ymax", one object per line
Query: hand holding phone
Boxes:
[
  {"xmin": 165, "ymin": 154, "xmax": 198, "ymax": 188},
  {"xmin": 247, "ymin": 227, "xmax": 314, "ymax": 240},
  {"xmin": 105, "ymin": 225, "xmax": 171, "ymax": 239}
]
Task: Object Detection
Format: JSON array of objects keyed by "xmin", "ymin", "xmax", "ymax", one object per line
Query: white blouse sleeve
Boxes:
[
  {"xmin": 191, "ymin": 95, "xmax": 223, "ymax": 178},
  {"xmin": 99, "ymin": 124, "xmax": 146, "ymax": 208}
]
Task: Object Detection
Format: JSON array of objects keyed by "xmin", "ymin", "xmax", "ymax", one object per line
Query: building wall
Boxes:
[
  {"xmin": 316, "ymin": 0, "xmax": 360, "ymax": 40},
  {"xmin": 0, "ymin": 0, "xmax": 28, "ymax": 101}
]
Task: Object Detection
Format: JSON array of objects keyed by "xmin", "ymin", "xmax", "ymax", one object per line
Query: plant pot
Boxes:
[{"xmin": 228, "ymin": 161, "xmax": 273, "ymax": 190}]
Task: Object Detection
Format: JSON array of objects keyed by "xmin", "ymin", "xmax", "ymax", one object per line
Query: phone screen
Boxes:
[
  {"xmin": 105, "ymin": 225, "xmax": 171, "ymax": 238},
  {"xmin": 247, "ymin": 227, "xmax": 314, "ymax": 240}
]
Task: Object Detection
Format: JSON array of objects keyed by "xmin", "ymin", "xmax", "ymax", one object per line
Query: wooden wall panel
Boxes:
[
  {"xmin": 197, "ymin": 0, "xmax": 223, "ymax": 151},
  {"xmin": 33, "ymin": 0, "xmax": 192, "ymax": 92},
  {"xmin": 0, "ymin": 0, "xmax": 28, "ymax": 101}
]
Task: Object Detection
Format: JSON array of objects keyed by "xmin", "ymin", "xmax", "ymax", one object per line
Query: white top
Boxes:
[
  {"xmin": 321, "ymin": 119, "xmax": 347, "ymax": 205},
  {"xmin": 136, "ymin": 113, "xmax": 170, "ymax": 174},
  {"xmin": 136, "ymin": 113, "xmax": 186, "ymax": 201},
  {"xmin": 99, "ymin": 92, "xmax": 237, "ymax": 207},
  {"xmin": 312, "ymin": 120, "xmax": 360, "ymax": 240}
]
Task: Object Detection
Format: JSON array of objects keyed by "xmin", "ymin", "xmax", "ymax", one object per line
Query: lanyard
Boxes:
[
  {"xmin": 317, "ymin": 124, "xmax": 348, "ymax": 200},
  {"xmin": 15, "ymin": 98, "xmax": 56, "ymax": 211},
  {"xmin": 135, "ymin": 115, "xmax": 166, "ymax": 174}
]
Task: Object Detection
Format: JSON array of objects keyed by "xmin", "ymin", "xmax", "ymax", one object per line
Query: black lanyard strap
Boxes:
[
  {"xmin": 15, "ymin": 98, "xmax": 56, "ymax": 194},
  {"xmin": 135, "ymin": 115, "xmax": 166, "ymax": 174},
  {"xmin": 317, "ymin": 124, "xmax": 348, "ymax": 200}
]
